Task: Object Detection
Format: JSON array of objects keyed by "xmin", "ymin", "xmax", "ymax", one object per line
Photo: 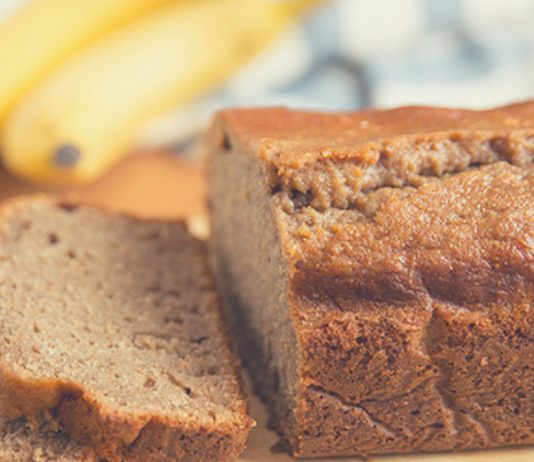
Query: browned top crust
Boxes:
[
  {"xmin": 213, "ymin": 101, "xmax": 534, "ymax": 317},
  {"xmin": 217, "ymin": 102, "xmax": 534, "ymax": 166},
  {"xmin": 214, "ymin": 102, "xmax": 534, "ymax": 209}
]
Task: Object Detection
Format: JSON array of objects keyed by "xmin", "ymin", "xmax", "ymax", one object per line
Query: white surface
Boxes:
[
  {"xmin": 337, "ymin": 0, "xmax": 426, "ymax": 59},
  {"xmin": 373, "ymin": 61, "xmax": 534, "ymax": 109},
  {"xmin": 0, "ymin": 0, "xmax": 23, "ymax": 22}
]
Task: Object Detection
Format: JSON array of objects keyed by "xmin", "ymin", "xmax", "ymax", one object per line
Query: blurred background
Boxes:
[{"xmin": 0, "ymin": 0, "xmax": 533, "ymax": 210}]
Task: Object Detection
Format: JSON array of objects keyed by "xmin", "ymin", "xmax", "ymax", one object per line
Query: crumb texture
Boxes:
[{"xmin": 0, "ymin": 198, "xmax": 252, "ymax": 462}]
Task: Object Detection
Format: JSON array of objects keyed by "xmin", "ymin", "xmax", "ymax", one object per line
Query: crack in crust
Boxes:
[
  {"xmin": 461, "ymin": 412, "xmax": 491, "ymax": 446},
  {"xmin": 357, "ymin": 376, "xmax": 435, "ymax": 408},
  {"xmin": 421, "ymin": 310, "xmax": 460, "ymax": 437},
  {"xmin": 272, "ymin": 139, "xmax": 534, "ymax": 213},
  {"xmin": 307, "ymin": 385, "xmax": 399, "ymax": 439},
  {"xmin": 421, "ymin": 308, "xmax": 491, "ymax": 447}
]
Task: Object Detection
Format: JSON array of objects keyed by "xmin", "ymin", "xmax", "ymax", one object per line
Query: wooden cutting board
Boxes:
[
  {"xmin": 1, "ymin": 153, "xmax": 532, "ymax": 462},
  {"xmin": 0, "ymin": 151, "xmax": 207, "ymax": 219}
]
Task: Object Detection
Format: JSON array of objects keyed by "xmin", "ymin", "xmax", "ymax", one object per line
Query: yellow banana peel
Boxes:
[
  {"xmin": 1, "ymin": 0, "xmax": 322, "ymax": 186},
  {"xmin": 0, "ymin": 0, "xmax": 169, "ymax": 124}
]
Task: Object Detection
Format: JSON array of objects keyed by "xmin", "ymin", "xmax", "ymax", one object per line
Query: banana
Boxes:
[
  {"xmin": 1, "ymin": 0, "xmax": 322, "ymax": 186},
  {"xmin": 0, "ymin": 0, "xmax": 170, "ymax": 124}
]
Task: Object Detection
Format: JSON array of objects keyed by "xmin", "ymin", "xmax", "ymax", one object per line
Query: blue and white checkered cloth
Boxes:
[
  {"xmin": 152, "ymin": 0, "xmax": 534, "ymax": 145},
  {"xmin": 228, "ymin": 0, "xmax": 534, "ymax": 109}
]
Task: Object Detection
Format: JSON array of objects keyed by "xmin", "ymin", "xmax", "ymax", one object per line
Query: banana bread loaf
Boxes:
[
  {"xmin": 0, "ymin": 197, "xmax": 253, "ymax": 462},
  {"xmin": 208, "ymin": 102, "xmax": 534, "ymax": 457}
]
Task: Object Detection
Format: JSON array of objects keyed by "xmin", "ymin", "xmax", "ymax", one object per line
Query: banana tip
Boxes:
[{"xmin": 54, "ymin": 144, "xmax": 81, "ymax": 168}]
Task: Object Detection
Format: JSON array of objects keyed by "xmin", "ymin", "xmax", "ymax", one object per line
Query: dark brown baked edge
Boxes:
[{"xmin": 0, "ymin": 415, "xmax": 99, "ymax": 462}]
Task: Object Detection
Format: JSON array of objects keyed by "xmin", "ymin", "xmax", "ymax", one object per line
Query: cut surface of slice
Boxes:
[{"xmin": 0, "ymin": 197, "xmax": 253, "ymax": 462}]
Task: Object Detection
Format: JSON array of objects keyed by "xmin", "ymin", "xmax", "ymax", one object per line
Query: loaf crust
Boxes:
[
  {"xmin": 209, "ymin": 102, "xmax": 534, "ymax": 457},
  {"xmin": 0, "ymin": 415, "xmax": 98, "ymax": 462},
  {"xmin": 0, "ymin": 196, "xmax": 253, "ymax": 462}
]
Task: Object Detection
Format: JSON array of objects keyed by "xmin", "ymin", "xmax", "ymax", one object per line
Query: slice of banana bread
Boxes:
[
  {"xmin": 208, "ymin": 102, "xmax": 534, "ymax": 457},
  {"xmin": 1, "ymin": 415, "xmax": 97, "ymax": 462},
  {"xmin": 0, "ymin": 197, "xmax": 253, "ymax": 462}
]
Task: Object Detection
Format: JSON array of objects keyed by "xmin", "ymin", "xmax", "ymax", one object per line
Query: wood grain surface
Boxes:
[{"xmin": 0, "ymin": 151, "xmax": 207, "ymax": 219}]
